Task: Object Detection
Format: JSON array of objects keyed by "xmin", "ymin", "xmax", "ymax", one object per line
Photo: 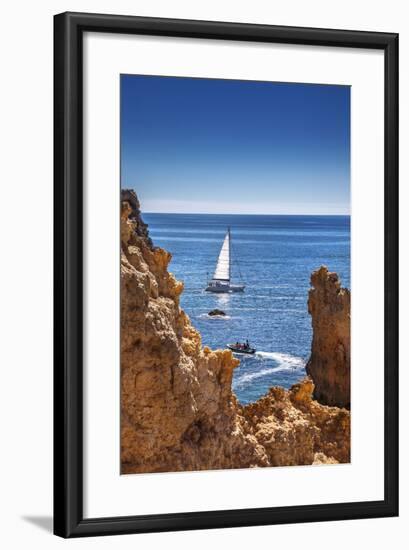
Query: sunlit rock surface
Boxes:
[{"xmin": 306, "ymin": 266, "xmax": 351, "ymax": 409}]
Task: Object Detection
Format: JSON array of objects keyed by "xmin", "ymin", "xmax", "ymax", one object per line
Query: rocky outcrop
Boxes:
[
  {"xmin": 121, "ymin": 197, "xmax": 265, "ymax": 473},
  {"xmin": 121, "ymin": 188, "xmax": 152, "ymax": 247},
  {"xmin": 208, "ymin": 309, "xmax": 226, "ymax": 316},
  {"xmin": 121, "ymin": 192, "xmax": 350, "ymax": 473},
  {"xmin": 306, "ymin": 267, "xmax": 350, "ymax": 409},
  {"xmin": 241, "ymin": 379, "xmax": 350, "ymax": 465}
]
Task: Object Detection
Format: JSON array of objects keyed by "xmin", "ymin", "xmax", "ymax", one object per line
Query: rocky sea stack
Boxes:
[
  {"xmin": 120, "ymin": 190, "xmax": 351, "ymax": 474},
  {"xmin": 306, "ymin": 266, "xmax": 351, "ymax": 409}
]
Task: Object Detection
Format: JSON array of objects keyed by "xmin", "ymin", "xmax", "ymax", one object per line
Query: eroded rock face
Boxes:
[
  {"xmin": 120, "ymin": 193, "xmax": 350, "ymax": 473},
  {"xmin": 241, "ymin": 379, "xmax": 350, "ymax": 465},
  {"xmin": 306, "ymin": 266, "xmax": 350, "ymax": 409},
  {"xmin": 121, "ymin": 188, "xmax": 153, "ymax": 247},
  {"xmin": 120, "ymin": 198, "xmax": 266, "ymax": 473}
]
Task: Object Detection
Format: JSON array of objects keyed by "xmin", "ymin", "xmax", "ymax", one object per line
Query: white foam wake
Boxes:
[
  {"xmin": 233, "ymin": 352, "xmax": 305, "ymax": 389},
  {"xmin": 255, "ymin": 351, "xmax": 305, "ymax": 369},
  {"xmin": 233, "ymin": 366, "xmax": 287, "ymax": 388}
]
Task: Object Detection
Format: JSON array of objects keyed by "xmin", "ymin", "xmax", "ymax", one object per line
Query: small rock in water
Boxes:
[{"xmin": 208, "ymin": 309, "xmax": 226, "ymax": 316}]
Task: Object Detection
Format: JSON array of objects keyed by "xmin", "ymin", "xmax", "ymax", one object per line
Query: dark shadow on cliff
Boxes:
[{"xmin": 21, "ymin": 515, "xmax": 53, "ymax": 533}]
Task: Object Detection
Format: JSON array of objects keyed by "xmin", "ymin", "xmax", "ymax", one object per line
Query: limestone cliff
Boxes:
[
  {"xmin": 121, "ymin": 189, "xmax": 152, "ymax": 247},
  {"xmin": 120, "ymin": 190, "xmax": 350, "ymax": 473},
  {"xmin": 306, "ymin": 267, "xmax": 351, "ymax": 409}
]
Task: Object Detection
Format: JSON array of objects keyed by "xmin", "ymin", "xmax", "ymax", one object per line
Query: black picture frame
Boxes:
[{"xmin": 54, "ymin": 11, "xmax": 399, "ymax": 538}]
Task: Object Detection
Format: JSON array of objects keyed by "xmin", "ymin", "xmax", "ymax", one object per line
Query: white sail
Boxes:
[{"xmin": 213, "ymin": 230, "xmax": 230, "ymax": 281}]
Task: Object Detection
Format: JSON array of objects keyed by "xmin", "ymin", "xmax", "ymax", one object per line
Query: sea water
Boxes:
[{"xmin": 143, "ymin": 213, "xmax": 350, "ymax": 405}]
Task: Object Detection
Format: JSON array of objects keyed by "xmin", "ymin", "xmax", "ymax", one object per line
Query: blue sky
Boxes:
[{"xmin": 121, "ymin": 75, "xmax": 350, "ymax": 215}]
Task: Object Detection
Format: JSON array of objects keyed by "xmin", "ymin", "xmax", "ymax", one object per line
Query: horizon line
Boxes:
[{"xmin": 142, "ymin": 211, "xmax": 351, "ymax": 217}]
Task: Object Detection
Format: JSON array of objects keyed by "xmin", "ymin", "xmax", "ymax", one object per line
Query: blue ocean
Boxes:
[{"xmin": 143, "ymin": 213, "xmax": 350, "ymax": 405}]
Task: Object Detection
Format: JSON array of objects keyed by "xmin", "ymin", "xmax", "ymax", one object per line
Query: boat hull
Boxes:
[
  {"xmin": 205, "ymin": 283, "xmax": 245, "ymax": 293},
  {"xmin": 228, "ymin": 345, "xmax": 256, "ymax": 354}
]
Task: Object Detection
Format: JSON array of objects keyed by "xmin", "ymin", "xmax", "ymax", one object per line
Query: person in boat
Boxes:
[{"xmin": 245, "ymin": 339, "xmax": 249, "ymax": 349}]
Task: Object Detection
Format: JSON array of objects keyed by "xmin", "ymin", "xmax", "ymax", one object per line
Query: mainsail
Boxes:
[{"xmin": 213, "ymin": 229, "xmax": 230, "ymax": 281}]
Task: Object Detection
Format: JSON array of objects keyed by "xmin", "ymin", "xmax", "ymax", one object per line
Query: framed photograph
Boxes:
[{"xmin": 54, "ymin": 12, "xmax": 398, "ymax": 537}]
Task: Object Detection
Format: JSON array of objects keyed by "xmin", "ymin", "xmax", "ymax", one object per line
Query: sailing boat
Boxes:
[{"xmin": 205, "ymin": 227, "xmax": 245, "ymax": 293}]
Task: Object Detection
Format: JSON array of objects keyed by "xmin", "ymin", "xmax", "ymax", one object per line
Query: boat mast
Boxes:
[{"xmin": 228, "ymin": 226, "xmax": 231, "ymax": 282}]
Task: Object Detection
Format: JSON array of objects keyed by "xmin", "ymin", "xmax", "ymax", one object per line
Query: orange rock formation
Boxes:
[
  {"xmin": 120, "ymin": 191, "xmax": 350, "ymax": 473},
  {"xmin": 306, "ymin": 266, "xmax": 351, "ymax": 409}
]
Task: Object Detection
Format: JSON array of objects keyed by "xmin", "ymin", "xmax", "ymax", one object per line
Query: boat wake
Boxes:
[
  {"xmin": 233, "ymin": 352, "xmax": 306, "ymax": 389},
  {"xmin": 255, "ymin": 351, "xmax": 305, "ymax": 369}
]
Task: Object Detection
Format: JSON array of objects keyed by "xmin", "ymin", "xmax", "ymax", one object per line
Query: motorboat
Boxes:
[{"xmin": 228, "ymin": 342, "xmax": 256, "ymax": 354}]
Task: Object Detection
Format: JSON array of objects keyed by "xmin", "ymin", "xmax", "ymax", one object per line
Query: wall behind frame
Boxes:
[{"xmin": 0, "ymin": 1, "xmax": 405, "ymax": 549}]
